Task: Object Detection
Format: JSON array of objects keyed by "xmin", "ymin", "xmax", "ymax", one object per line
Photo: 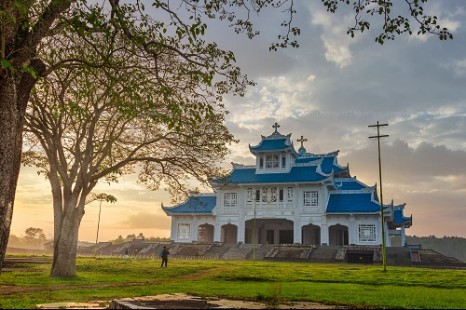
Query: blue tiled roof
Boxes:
[
  {"xmin": 162, "ymin": 195, "xmax": 216, "ymax": 214},
  {"xmin": 295, "ymin": 155, "xmax": 344, "ymax": 175},
  {"xmin": 393, "ymin": 209, "xmax": 412, "ymax": 226},
  {"xmin": 250, "ymin": 137, "xmax": 291, "ymax": 151},
  {"xmin": 327, "ymin": 193, "xmax": 380, "ymax": 213},
  {"xmin": 295, "ymin": 157, "xmax": 321, "ymax": 164},
  {"xmin": 335, "ymin": 179, "xmax": 367, "ymax": 190},
  {"xmin": 214, "ymin": 166, "xmax": 328, "ymax": 185},
  {"xmin": 321, "ymin": 156, "xmax": 337, "ymax": 174}
]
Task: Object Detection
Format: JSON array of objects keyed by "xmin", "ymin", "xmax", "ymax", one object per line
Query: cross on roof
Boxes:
[
  {"xmin": 272, "ymin": 122, "xmax": 280, "ymax": 133},
  {"xmin": 297, "ymin": 135, "xmax": 307, "ymax": 148}
]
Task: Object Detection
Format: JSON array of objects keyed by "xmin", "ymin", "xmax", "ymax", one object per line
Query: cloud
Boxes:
[
  {"xmin": 306, "ymin": 3, "xmax": 358, "ymax": 68},
  {"xmin": 444, "ymin": 58, "xmax": 466, "ymax": 77},
  {"xmin": 344, "ymin": 139, "xmax": 466, "ymax": 185},
  {"xmin": 118, "ymin": 212, "xmax": 170, "ymax": 230},
  {"xmin": 226, "ymin": 74, "xmax": 319, "ymax": 128}
]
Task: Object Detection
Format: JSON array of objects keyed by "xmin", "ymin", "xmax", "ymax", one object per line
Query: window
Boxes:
[
  {"xmin": 255, "ymin": 189, "xmax": 261, "ymax": 202},
  {"xmin": 359, "ymin": 224, "xmax": 376, "ymax": 242},
  {"xmin": 304, "ymin": 191, "xmax": 319, "ymax": 206},
  {"xmin": 265, "ymin": 154, "xmax": 279, "ymax": 168},
  {"xmin": 287, "ymin": 187, "xmax": 294, "ymax": 202},
  {"xmin": 224, "ymin": 192, "xmax": 237, "ymax": 207},
  {"xmin": 178, "ymin": 224, "xmax": 190, "ymax": 240},
  {"xmin": 259, "ymin": 158, "xmax": 264, "ymax": 169},
  {"xmin": 247, "ymin": 188, "xmax": 253, "ymax": 202},
  {"xmin": 281, "ymin": 156, "xmax": 286, "ymax": 168},
  {"xmin": 279, "ymin": 189, "xmax": 284, "ymax": 202},
  {"xmin": 262, "ymin": 187, "xmax": 277, "ymax": 203}
]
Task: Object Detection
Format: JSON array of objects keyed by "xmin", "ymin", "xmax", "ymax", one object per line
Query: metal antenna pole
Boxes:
[{"xmin": 369, "ymin": 121, "xmax": 389, "ymax": 272}]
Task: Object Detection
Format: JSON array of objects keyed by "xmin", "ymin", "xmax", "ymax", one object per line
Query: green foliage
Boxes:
[
  {"xmin": 109, "ymin": 233, "xmax": 170, "ymax": 244},
  {"xmin": 321, "ymin": 0, "xmax": 453, "ymax": 44},
  {"xmin": 1, "ymin": 257, "xmax": 466, "ymax": 309},
  {"xmin": 7, "ymin": 228, "xmax": 48, "ymax": 250}
]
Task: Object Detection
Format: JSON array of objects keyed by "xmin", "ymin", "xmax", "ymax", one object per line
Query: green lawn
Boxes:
[{"xmin": 1, "ymin": 256, "xmax": 465, "ymax": 309}]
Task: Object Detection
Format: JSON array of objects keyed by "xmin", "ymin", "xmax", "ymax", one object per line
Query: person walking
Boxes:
[{"xmin": 160, "ymin": 246, "xmax": 170, "ymax": 268}]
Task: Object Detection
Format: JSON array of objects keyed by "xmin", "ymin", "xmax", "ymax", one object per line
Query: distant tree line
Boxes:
[
  {"xmin": 8, "ymin": 229, "xmax": 169, "ymax": 250},
  {"xmin": 8, "ymin": 228, "xmax": 49, "ymax": 249},
  {"xmin": 109, "ymin": 233, "xmax": 170, "ymax": 244},
  {"xmin": 407, "ymin": 235, "xmax": 466, "ymax": 262},
  {"xmin": 8, "ymin": 229, "xmax": 465, "ymax": 263}
]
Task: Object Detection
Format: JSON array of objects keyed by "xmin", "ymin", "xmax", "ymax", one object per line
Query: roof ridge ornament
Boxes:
[
  {"xmin": 297, "ymin": 135, "xmax": 307, "ymax": 148},
  {"xmin": 272, "ymin": 122, "xmax": 280, "ymax": 134},
  {"xmin": 297, "ymin": 135, "xmax": 308, "ymax": 156}
]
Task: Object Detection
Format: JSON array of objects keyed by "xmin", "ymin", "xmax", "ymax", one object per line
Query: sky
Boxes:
[{"xmin": 10, "ymin": 0, "xmax": 466, "ymax": 243}]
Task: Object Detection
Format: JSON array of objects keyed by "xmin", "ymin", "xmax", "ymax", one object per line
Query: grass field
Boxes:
[{"xmin": 1, "ymin": 255, "xmax": 465, "ymax": 309}]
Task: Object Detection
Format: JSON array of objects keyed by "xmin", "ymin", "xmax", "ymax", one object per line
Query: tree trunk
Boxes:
[
  {"xmin": 0, "ymin": 76, "xmax": 27, "ymax": 272},
  {"xmin": 50, "ymin": 205, "xmax": 84, "ymax": 277}
]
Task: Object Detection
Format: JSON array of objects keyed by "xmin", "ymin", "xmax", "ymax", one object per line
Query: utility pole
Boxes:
[
  {"xmin": 95, "ymin": 198, "xmax": 103, "ymax": 257},
  {"xmin": 253, "ymin": 201, "xmax": 257, "ymax": 260},
  {"xmin": 369, "ymin": 121, "xmax": 389, "ymax": 272},
  {"xmin": 85, "ymin": 193, "xmax": 116, "ymax": 257}
]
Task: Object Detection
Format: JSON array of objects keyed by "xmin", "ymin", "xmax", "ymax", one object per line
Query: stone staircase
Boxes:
[
  {"xmin": 202, "ymin": 242, "xmax": 233, "ymax": 259},
  {"xmin": 308, "ymin": 246, "xmax": 339, "ymax": 262},
  {"xmin": 170, "ymin": 243, "xmax": 213, "ymax": 258},
  {"xmin": 413, "ymin": 249, "xmax": 466, "ymax": 267},
  {"xmin": 221, "ymin": 244, "xmax": 256, "ymax": 260},
  {"xmin": 79, "ymin": 241, "xmax": 465, "ymax": 268},
  {"xmin": 385, "ymin": 247, "xmax": 412, "ymax": 265},
  {"xmin": 264, "ymin": 245, "xmax": 313, "ymax": 261}
]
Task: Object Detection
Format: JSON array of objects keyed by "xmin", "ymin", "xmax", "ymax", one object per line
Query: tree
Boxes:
[
  {"xmin": 321, "ymin": 0, "xmax": 453, "ymax": 44},
  {"xmin": 24, "ymin": 227, "xmax": 46, "ymax": 247},
  {"xmin": 113, "ymin": 235, "xmax": 125, "ymax": 244},
  {"xmin": 0, "ymin": 0, "xmax": 453, "ymax": 273},
  {"xmin": 24, "ymin": 32, "xmax": 238, "ymax": 276}
]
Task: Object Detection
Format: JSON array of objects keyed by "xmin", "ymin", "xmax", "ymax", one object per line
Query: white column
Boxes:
[
  {"xmin": 214, "ymin": 222, "xmax": 221, "ymax": 242},
  {"xmin": 348, "ymin": 216, "xmax": 356, "ymax": 245},
  {"xmin": 400, "ymin": 225, "xmax": 406, "ymax": 246},
  {"xmin": 293, "ymin": 220, "xmax": 301, "ymax": 244},
  {"xmin": 384, "ymin": 222, "xmax": 391, "ymax": 247},
  {"xmin": 191, "ymin": 217, "xmax": 198, "ymax": 242},
  {"xmin": 237, "ymin": 220, "xmax": 245, "ymax": 243},
  {"xmin": 321, "ymin": 217, "xmax": 329, "ymax": 245},
  {"xmin": 171, "ymin": 218, "xmax": 177, "ymax": 241}
]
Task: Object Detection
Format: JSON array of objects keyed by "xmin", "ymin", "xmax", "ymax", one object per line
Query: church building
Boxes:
[{"xmin": 162, "ymin": 123, "xmax": 412, "ymax": 247}]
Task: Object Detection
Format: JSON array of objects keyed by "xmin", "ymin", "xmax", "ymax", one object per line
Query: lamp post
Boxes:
[{"xmin": 369, "ymin": 121, "xmax": 389, "ymax": 272}]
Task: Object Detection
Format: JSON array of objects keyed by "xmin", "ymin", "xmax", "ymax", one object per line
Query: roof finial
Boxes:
[
  {"xmin": 297, "ymin": 135, "xmax": 307, "ymax": 148},
  {"xmin": 272, "ymin": 122, "xmax": 280, "ymax": 134}
]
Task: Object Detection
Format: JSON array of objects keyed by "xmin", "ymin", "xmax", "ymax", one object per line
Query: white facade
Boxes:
[{"xmin": 163, "ymin": 124, "xmax": 412, "ymax": 247}]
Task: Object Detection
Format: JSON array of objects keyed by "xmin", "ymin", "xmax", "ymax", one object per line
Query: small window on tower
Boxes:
[{"xmin": 266, "ymin": 154, "xmax": 279, "ymax": 168}]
